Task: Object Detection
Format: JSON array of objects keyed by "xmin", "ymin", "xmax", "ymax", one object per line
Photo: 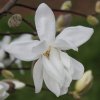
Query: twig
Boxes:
[
  {"xmin": 0, "ymin": 0, "xmax": 17, "ymax": 14},
  {"xmin": 0, "ymin": 67, "xmax": 30, "ymax": 71},
  {"xmin": 8, "ymin": 12, "xmax": 36, "ymax": 32},
  {"xmin": 0, "ymin": 32, "xmax": 37, "ymax": 36},
  {"xmin": 15, "ymin": 3, "xmax": 87, "ymax": 17}
]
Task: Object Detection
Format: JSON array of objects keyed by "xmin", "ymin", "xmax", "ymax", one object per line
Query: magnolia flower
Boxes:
[
  {"xmin": 1, "ymin": 34, "xmax": 33, "ymax": 75},
  {"xmin": 0, "ymin": 82, "xmax": 9, "ymax": 100},
  {"xmin": 5, "ymin": 3, "xmax": 94, "ymax": 97}
]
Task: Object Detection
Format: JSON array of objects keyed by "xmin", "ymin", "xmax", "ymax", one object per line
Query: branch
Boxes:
[
  {"xmin": 8, "ymin": 12, "xmax": 36, "ymax": 32},
  {"xmin": 15, "ymin": 3, "xmax": 87, "ymax": 17},
  {"xmin": 0, "ymin": 32, "xmax": 37, "ymax": 36},
  {"xmin": 0, "ymin": 0, "xmax": 17, "ymax": 14},
  {"xmin": 0, "ymin": 67, "xmax": 30, "ymax": 71}
]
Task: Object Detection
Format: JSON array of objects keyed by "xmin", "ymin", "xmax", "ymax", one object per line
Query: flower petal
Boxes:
[
  {"xmin": 55, "ymin": 26, "xmax": 94, "ymax": 50},
  {"xmin": 49, "ymin": 48, "xmax": 65, "ymax": 87},
  {"xmin": 70, "ymin": 57, "xmax": 84, "ymax": 80},
  {"xmin": 43, "ymin": 70, "xmax": 60, "ymax": 97},
  {"xmin": 42, "ymin": 55, "xmax": 62, "ymax": 87},
  {"xmin": 33, "ymin": 58, "xmax": 43, "ymax": 93},
  {"xmin": 5, "ymin": 40, "xmax": 48, "ymax": 61},
  {"xmin": 14, "ymin": 34, "xmax": 33, "ymax": 41},
  {"xmin": 59, "ymin": 51, "xmax": 72, "ymax": 95},
  {"xmin": 2, "ymin": 36, "xmax": 11, "ymax": 45},
  {"xmin": 15, "ymin": 60, "xmax": 24, "ymax": 75},
  {"xmin": 35, "ymin": 3, "xmax": 56, "ymax": 43}
]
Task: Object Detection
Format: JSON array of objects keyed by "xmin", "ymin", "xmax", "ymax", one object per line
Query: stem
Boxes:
[
  {"xmin": 0, "ymin": 32, "xmax": 36, "ymax": 36},
  {"xmin": 0, "ymin": 67, "xmax": 30, "ymax": 71}
]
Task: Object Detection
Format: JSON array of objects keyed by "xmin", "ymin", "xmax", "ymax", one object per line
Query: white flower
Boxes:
[
  {"xmin": 5, "ymin": 3, "xmax": 94, "ymax": 97},
  {"xmin": 0, "ymin": 36, "xmax": 11, "ymax": 61},
  {"xmin": 1, "ymin": 34, "xmax": 33, "ymax": 74},
  {"xmin": 0, "ymin": 82, "xmax": 9, "ymax": 100}
]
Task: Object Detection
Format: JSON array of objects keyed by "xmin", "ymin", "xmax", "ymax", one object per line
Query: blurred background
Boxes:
[{"xmin": 0, "ymin": 0, "xmax": 100, "ymax": 100}]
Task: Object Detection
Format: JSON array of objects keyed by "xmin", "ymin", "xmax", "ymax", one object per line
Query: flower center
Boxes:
[{"xmin": 43, "ymin": 47, "xmax": 51, "ymax": 58}]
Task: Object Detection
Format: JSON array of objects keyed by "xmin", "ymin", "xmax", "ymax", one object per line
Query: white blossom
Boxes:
[
  {"xmin": 0, "ymin": 82, "xmax": 9, "ymax": 100},
  {"xmin": 5, "ymin": 3, "xmax": 94, "ymax": 97},
  {"xmin": 0, "ymin": 34, "xmax": 33, "ymax": 74}
]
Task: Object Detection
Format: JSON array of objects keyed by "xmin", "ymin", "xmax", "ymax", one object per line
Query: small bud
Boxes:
[
  {"xmin": 95, "ymin": 1, "xmax": 100, "ymax": 13},
  {"xmin": 56, "ymin": 14, "xmax": 72, "ymax": 32},
  {"xmin": 87, "ymin": 15, "xmax": 99, "ymax": 26},
  {"xmin": 75, "ymin": 70, "xmax": 93, "ymax": 94},
  {"xmin": 3, "ymin": 79, "xmax": 25, "ymax": 90},
  {"xmin": 8, "ymin": 14, "xmax": 22, "ymax": 28},
  {"xmin": 11, "ymin": 80, "xmax": 25, "ymax": 89},
  {"xmin": 61, "ymin": 0, "xmax": 72, "ymax": 10},
  {"xmin": 1, "ymin": 70, "xmax": 14, "ymax": 79}
]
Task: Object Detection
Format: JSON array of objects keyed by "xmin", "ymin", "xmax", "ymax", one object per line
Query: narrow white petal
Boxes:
[
  {"xmin": 15, "ymin": 60, "xmax": 25, "ymax": 75},
  {"xmin": 33, "ymin": 58, "xmax": 43, "ymax": 93},
  {"xmin": 35, "ymin": 3, "xmax": 56, "ymax": 43},
  {"xmin": 2, "ymin": 36, "xmax": 11, "ymax": 45},
  {"xmin": 43, "ymin": 70, "xmax": 60, "ymax": 97},
  {"xmin": 59, "ymin": 51, "xmax": 72, "ymax": 95},
  {"xmin": 49, "ymin": 48, "xmax": 65, "ymax": 87},
  {"xmin": 14, "ymin": 34, "xmax": 33, "ymax": 42},
  {"xmin": 59, "ymin": 51, "xmax": 70, "ymax": 70},
  {"xmin": 70, "ymin": 57, "xmax": 84, "ymax": 80},
  {"xmin": 55, "ymin": 26, "xmax": 94, "ymax": 50},
  {"xmin": 5, "ymin": 40, "xmax": 48, "ymax": 61},
  {"xmin": 1, "ymin": 36, "xmax": 11, "ymax": 50},
  {"xmin": 42, "ymin": 56, "xmax": 62, "ymax": 87}
]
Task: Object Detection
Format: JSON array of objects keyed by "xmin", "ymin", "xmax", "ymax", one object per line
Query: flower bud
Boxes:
[
  {"xmin": 1, "ymin": 70, "xmax": 14, "ymax": 79},
  {"xmin": 95, "ymin": 1, "xmax": 100, "ymax": 13},
  {"xmin": 3, "ymin": 79, "xmax": 25, "ymax": 90},
  {"xmin": 75, "ymin": 70, "xmax": 93, "ymax": 94},
  {"xmin": 8, "ymin": 14, "xmax": 22, "ymax": 28},
  {"xmin": 87, "ymin": 15, "xmax": 99, "ymax": 26},
  {"xmin": 61, "ymin": 0, "xmax": 72, "ymax": 10},
  {"xmin": 56, "ymin": 14, "xmax": 72, "ymax": 32},
  {"xmin": 11, "ymin": 80, "xmax": 25, "ymax": 89}
]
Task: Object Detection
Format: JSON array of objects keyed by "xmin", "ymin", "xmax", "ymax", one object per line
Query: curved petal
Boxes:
[
  {"xmin": 14, "ymin": 34, "xmax": 33, "ymax": 42},
  {"xmin": 59, "ymin": 51, "xmax": 72, "ymax": 95},
  {"xmin": 43, "ymin": 70, "xmax": 60, "ymax": 97},
  {"xmin": 5, "ymin": 40, "xmax": 48, "ymax": 61},
  {"xmin": 33, "ymin": 58, "xmax": 43, "ymax": 93},
  {"xmin": 70, "ymin": 57, "xmax": 84, "ymax": 80},
  {"xmin": 55, "ymin": 26, "xmax": 94, "ymax": 50},
  {"xmin": 49, "ymin": 48, "xmax": 65, "ymax": 87},
  {"xmin": 15, "ymin": 60, "xmax": 24, "ymax": 75},
  {"xmin": 1, "ymin": 36, "xmax": 11, "ymax": 50},
  {"xmin": 42, "ymin": 55, "xmax": 62, "ymax": 87},
  {"xmin": 2, "ymin": 36, "xmax": 11, "ymax": 45},
  {"xmin": 35, "ymin": 3, "xmax": 56, "ymax": 43},
  {"xmin": 59, "ymin": 51, "xmax": 70, "ymax": 70}
]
